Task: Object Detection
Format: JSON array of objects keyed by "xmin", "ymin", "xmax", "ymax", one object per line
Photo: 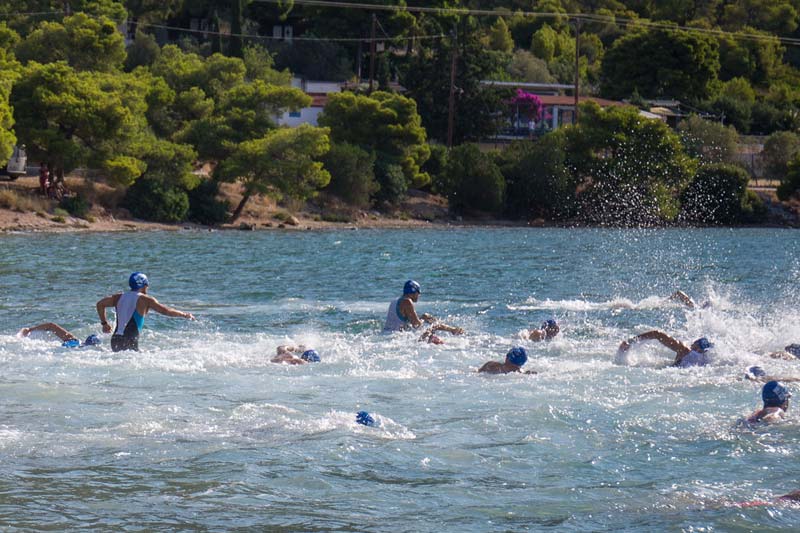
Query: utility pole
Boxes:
[
  {"xmin": 369, "ymin": 13, "xmax": 377, "ymax": 93},
  {"xmin": 446, "ymin": 26, "xmax": 458, "ymax": 148},
  {"xmin": 573, "ymin": 17, "xmax": 581, "ymax": 125}
]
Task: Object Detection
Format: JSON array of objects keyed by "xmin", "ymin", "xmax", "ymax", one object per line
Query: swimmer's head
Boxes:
[
  {"xmin": 541, "ymin": 319, "xmax": 560, "ymax": 339},
  {"xmin": 61, "ymin": 339, "xmax": 80, "ymax": 348},
  {"xmin": 762, "ymin": 380, "xmax": 791, "ymax": 408},
  {"xmin": 83, "ymin": 334, "xmax": 101, "ymax": 346},
  {"xmin": 403, "ymin": 280, "xmax": 421, "ymax": 295},
  {"xmin": 427, "ymin": 334, "xmax": 444, "ymax": 345},
  {"xmin": 356, "ymin": 411, "xmax": 376, "ymax": 427},
  {"xmin": 300, "ymin": 349, "xmax": 320, "ymax": 363},
  {"xmin": 506, "ymin": 346, "xmax": 528, "ymax": 367},
  {"xmin": 129, "ymin": 272, "xmax": 149, "ymax": 291},
  {"xmin": 785, "ymin": 344, "xmax": 800, "ymax": 358},
  {"xmin": 691, "ymin": 337, "xmax": 713, "ymax": 353},
  {"xmin": 747, "ymin": 366, "xmax": 766, "ymax": 378}
]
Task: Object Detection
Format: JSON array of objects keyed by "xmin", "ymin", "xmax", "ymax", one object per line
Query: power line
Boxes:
[{"xmin": 252, "ymin": 0, "xmax": 800, "ymax": 47}]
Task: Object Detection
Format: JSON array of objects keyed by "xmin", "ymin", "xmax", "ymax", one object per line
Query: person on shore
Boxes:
[
  {"xmin": 271, "ymin": 345, "xmax": 320, "ymax": 365},
  {"xmin": 383, "ymin": 280, "xmax": 464, "ymax": 336},
  {"xmin": 617, "ymin": 330, "xmax": 715, "ymax": 367},
  {"xmin": 95, "ymin": 272, "xmax": 195, "ymax": 352},
  {"xmin": 478, "ymin": 347, "xmax": 537, "ymax": 375},
  {"xmin": 746, "ymin": 380, "xmax": 791, "ymax": 423},
  {"xmin": 527, "ymin": 319, "xmax": 560, "ymax": 341},
  {"xmin": 38, "ymin": 162, "xmax": 49, "ymax": 196},
  {"xmin": 18, "ymin": 322, "xmax": 101, "ymax": 348}
]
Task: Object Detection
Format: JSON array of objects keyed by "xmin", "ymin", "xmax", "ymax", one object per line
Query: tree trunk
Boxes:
[{"xmin": 229, "ymin": 190, "xmax": 251, "ymax": 223}]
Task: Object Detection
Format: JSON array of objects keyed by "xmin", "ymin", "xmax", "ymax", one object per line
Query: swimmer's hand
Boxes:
[
  {"xmin": 184, "ymin": 312, "xmax": 196, "ymax": 321},
  {"xmin": 18, "ymin": 328, "xmax": 30, "ymax": 337},
  {"xmin": 618, "ymin": 340, "xmax": 631, "ymax": 352},
  {"xmin": 420, "ymin": 313, "xmax": 435, "ymax": 322}
]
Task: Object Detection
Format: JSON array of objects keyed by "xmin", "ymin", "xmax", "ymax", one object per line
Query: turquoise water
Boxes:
[{"xmin": 1, "ymin": 228, "xmax": 800, "ymax": 530}]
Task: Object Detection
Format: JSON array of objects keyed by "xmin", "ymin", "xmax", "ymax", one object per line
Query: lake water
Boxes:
[{"xmin": 1, "ymin": 228, "xmax": 800, "ymax": 530}]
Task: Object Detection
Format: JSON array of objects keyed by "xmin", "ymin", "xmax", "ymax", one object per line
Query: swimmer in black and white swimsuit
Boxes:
[{"xmin": 95, "ymin": 272, "xmax": 195, "ymax": 352}]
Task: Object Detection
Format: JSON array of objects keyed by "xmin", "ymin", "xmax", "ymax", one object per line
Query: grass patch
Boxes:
[
  {"xmin": 272, "ymin": 210, "xmax": 292, "ymax": 222},
  {"xmin": 0, "ymin": 188, "xmax": 51, "ymax": 213},
  {"xmin": 53, "ymin": 207, "xmax": 70, "ymax": 218},
  {"xmin": 51, "ymin": 215, "xmax": 66, "ymax": 223}
]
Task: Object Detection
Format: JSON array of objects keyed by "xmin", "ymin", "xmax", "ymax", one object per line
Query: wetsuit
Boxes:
[
  {"xmin": 383, "ymin": 297, "xmax": 410, "ymax": 332},
  {"xmin": 111, "ymin": 291, "xmax": 144, "ymax": 352}
]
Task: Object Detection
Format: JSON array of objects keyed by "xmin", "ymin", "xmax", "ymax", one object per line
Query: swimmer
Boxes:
[
  {"xmin": 384, "ymin": 280, "xmax": 464, "ymax": 335},
  {"xmin": 669, "ymin": 290, "xmax": 711, "ymax": 309},
  {"xmin": 356, "ymin": 411, "xmax": 377, "ymax": 427},
  {"xmin": 744, "ymin": 366, "xmax": 800, "ymax": 383},
  {"xmin": 96, "ymin": 272, "xmax": 195, "ymax": 352},
  {"xmin": 746, "ymin": 380, "xmax": 791, "ymax": 423},
  {"xmin": 527, "ymin": 319, "xmax": 560, "ymax": 341},
  {"xmin": 478, "ymin": 347, "xmax": 537, "ymax": 375},
  {"xmin": 767, "ymin": 344, "xmax": 800, "ymax": 361},
  {"xmin": 18, "ymin": 322, "xmax": 101, "ymax": 348},
  {"xmin": 618, "ymin": 330, "xmax": 714, "ymax": 367},
  {"xmin": 271, "ymin": 346, "xmax": 320, "ymax": 365}
]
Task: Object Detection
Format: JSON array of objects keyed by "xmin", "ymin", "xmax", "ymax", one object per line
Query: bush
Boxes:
[
  {"xmin": 125, "ymin": 31, "xmax": 160, "ymax": 71},
  {"xmin": 59, "ymin": 195, "xmax": 90, "ymax": 219},
  {"xmin": 777, "ymin": 154, "xmax": 800, "ymax": 200},
  {"xmin": 187, "ymin": 179, "xmax": 230, "ymax": 225},
  {"xmin": 122, "ymin": 178, "xmax": 189, "ymax": 222},
  {"xmin": 763, "ymin": 131, "xmax": 800, "ymax": 182},
  {"xmin": 678, "ymin": 115, "xmax": 739, "ymax": 166},
  {"xmin": 442, "ymin": 144, "xmax": 505, "ymax": 214},
  {"xmin": 424, "ymin": 144, "xmax": 449, "ymax": 195},
  {"xmin": 374, "ymin": 162, "xmax": 408, "ymax": 206},
  {"xmin": 498, "ymin": 134, "xmax": 576, "ymax": 219},
  {"xmin": 680, "ymin": 164, "xmax": 757, "ymax": 224},
  {"xmin": 710, "ymin": 96, "xmax": 752, "ymax": 133},
  {"xmin": 322, "ymin": 142, "xmax": 378, "ymax": 208}
]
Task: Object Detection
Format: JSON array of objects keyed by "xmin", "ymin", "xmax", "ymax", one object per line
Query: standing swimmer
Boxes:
[
  {"xmin": 95, "ymin": 272, "xmax": 195, "ymax": 352},
  {"xmin": 383, "ymin": 280, "xmax": 464, "ymax": 337}
]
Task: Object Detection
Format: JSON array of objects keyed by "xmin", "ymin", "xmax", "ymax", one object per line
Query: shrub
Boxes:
[
  {"xmin": 777, "ymin": 154, "xmax": 800, "ymax": 200},
  {"xmin": 125, "ymin": 31, "xmax": 160, "ymax": 71},
  {"xmin": 122, "ymin": 178, "xmax": 189, "ymax": 222},
  {"xmin": 187, "ymin": 179, "xmax": 230, "ymax": 225},
  {"xmin": 678, "ymin": 115, "xmax": 739, "ymax": 166},
  {"xmin": 680, "ymin": 164, "xmax": 759, "ymax": 224},
  {"xmin": 498, "ymin": 134, "xmax": 576, "ymax": 219},
  {"xmin": 424, "ymin": 144, "xmax": 449, "ymax": 194},
  {"xmin": 710, "ymin": 95, "xmax": 752, "ymax": 133},
  {"xmin": 442, "ymin": 144, "xmax": 505, "ymax": 214},
  {"xmin": 374, "ymin": 162, "xmax": 408, "ymax": 206},
  {"xmin": 59, "ymin": 195, "xmax": 90, "ymax": 219},
  {"xmin": 763, "ymin": 131, "xmax": 800, "ymax": 182},
  {"xmin": 322, "ymin": 142, "xmax": 378, "ymax": 208}
]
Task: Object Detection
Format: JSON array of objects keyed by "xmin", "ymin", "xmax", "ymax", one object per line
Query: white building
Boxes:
[{"xmin": 278, "ymin": 78, "xmax": 343, "ymax": 127}]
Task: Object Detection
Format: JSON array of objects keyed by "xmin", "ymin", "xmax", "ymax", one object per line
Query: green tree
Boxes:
[
  {"xmin": 319, "ymin": 91, "xmax": 431, "ymax": 195},
  {"xmin": 507, "ymin": 49, "xmax": 555, "ymax": 83},
  {"xmin": 441, "ymin": 143, "xmax": 505, "ymax": 214},
  {"xmin": 718, "ymin": 31, "xmax": 784, "ymax": 85},
  {"xmin": 677, "ymin": 115, "xmax": 740, "ymax": 166},
  {"xmin": 565, "ymin": 101, "xmax": 695, "ymax": 225},
  {"xmin": 124, "ymin": 30, "xmax": 161, "ymax": 71},
  {"xmin": 215, "ymin": 124, "xmax": 331, "ymax": 221},
  {"xmin": 0, "ymin": 23, "xmax": 20, "ymax": 165},
  {"xmin": 322, "ymin": 142, "xmax": 378, "ymax": 208},
  {"xmin": 487, "ymin": 17, "xmax": 513, "ymax": 53},
  {"xmin": 778, "ymin": 154, "xmax": 800, "ymax": 200},
  {"xmin": 15, "ymin": 13, "xmax": 126, "ymax": 72},
  {"xmin": 11, "ymin": 62, "xmax": 149, "ymax": 185},
  {"xmin": 762, "ymin": 131, "xmax": 800, "ymax": 182},
  {"xmin": 600, "ymin": 28, "xmax": 720, "ymax": 102},
  {"xmin": 720, "ymin": 0, "xmax": 799, "ymax": 34},
  {"xmin": 681, "ymin": 163, "xmax": 764, "ymax": 224}
]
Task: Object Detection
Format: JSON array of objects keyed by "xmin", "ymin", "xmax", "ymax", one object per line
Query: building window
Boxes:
[{"xmin": 289, "ymin": 111, "xmax": 301, "ymax": 118}]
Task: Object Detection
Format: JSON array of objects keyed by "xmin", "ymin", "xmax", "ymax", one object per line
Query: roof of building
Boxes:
[{"xmin": 537, "ymin": 95, "xmax": 626, "ymax": 107}]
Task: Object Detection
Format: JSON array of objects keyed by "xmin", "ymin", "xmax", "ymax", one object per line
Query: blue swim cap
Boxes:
[
  {"xmin": 129, "ymin": 272, "xmax": 149, "ymax": 290},
  {"xmin": 748, "ymin": 366, "xmax": 766, "ymax": 378},
  {"xmin": 83, "ymin": 334, "xmax": 101, "ymax": 346},
  {"xmin": 763, "ymin": 380, "xmax": 792, "ymax": 407},
  {"xmin": 61, "ymin": 339, "xmax": 80, "ymax": 348},
  {"xmin": 694, "ymin": 337, "xmax": 714, "ymax": 353},
  {"xmin": 301, "ymin": 349, "xmax": 320, "ymax": 363},
  {"xmin": 356, "ymin": 411, "xmax": 375, "ymax": 427},
  {"xmin": 785, "ymin": 344, "xmax": 800, "ymax": 358},
  {"xmin": 506, "ymin": 346, "xmax": 528, "ymax": 367},
  {"xmin": 542, "ymin": 319, "xmax": 558, "ymax": 330},
  {"xmin": 403, "ymin": 280, "xmax": 421, "ymax": 295}
]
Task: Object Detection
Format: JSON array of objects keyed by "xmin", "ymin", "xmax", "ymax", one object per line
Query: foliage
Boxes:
[
  {"xmin": 763, "ymin": 131, "xmax": 800, "ymax": 182},
  {"xmin": 243, "ymin": 44, "xmax": 291, "ymax": 85},
  {"xmin": 710, "ymin": 95, "xmax": 752, "ymax": 134},
  {"xmin": 506, "ymin": 50, "xmax": 555, "ymax": 83},
  {"xmin": 498, "ymin": 133, "xmax": 576, "ymax": 219},
  {"xmin": 59, "ymin": 195, "xmax": 90, "ymax": 219},
  {"xmin": 424, "ymin": 144, "xmax": 449, "ymax": 195},
  {"xmin": 677, "ymin": 115, "xmax": 740, "ymax": 166},
  {"xmin": 680, "ymin": 164, "xmax": 763, "ymax": 224},
  {"xmin": 778, "ymin": 154, "xmax": 800, "ymax": 200},
  {"xmin": 319, "ymin": 91, "xmax": 430, "ymax": 192},
  {"xmin": 565, "ymin": 101, "xmax": 695, "ymax": 225},
  {"xmin": 441, "ymin": 143, "xmax": 505, "ymax": 214},
  {"xmin": 487, "ymin": 17, "xmax": 513, "ymax": 53},
  {"xmin": 510, "ymin": 89, "xmax": 543, "ymax": 122},
  {"xmin": 321, "ymin": 142, "xmax": 378, "ymax": 209},
  {"xmin": 15, "ymin": 13, "xmax": 126, "ymax": 72},
  {"xmin": 600, "ymin": 28, "xmax": 720, "ymax": 103},
  {"xmin": 718, "ymin": 31, "xmax": 784, "ymax": 85},
  {"xmin": 122, "ymin": 177, "xmax": 190, "ymax": 222},
  {"xmin": 272, "ymin": 39, "xmax": 353, "ymax": 81},
  {"xmin": 187, "ymin": 178, "xmax": 230, "ymax": 225},
  {"xmin": 215, "ymin": 124, "xmax": 331, "ymax": 221},
  {"xmin": 374, "ymin": 161, "xmax": 408, "ymax": 206},
  {"xmin": 124, "ymin": 30, "xmax": 160, "ymax": 71}
]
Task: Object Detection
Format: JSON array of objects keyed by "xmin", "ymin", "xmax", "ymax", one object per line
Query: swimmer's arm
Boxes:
[
  {"xmin": 431, "ymin": 323, "xmax": 464, "ymax": 335},
  {"xmin": 420, "ymin": 313, "xmax": 436, "ymax": 323},
  {"xmin": 669, "ymin": 290, "xmax": 695, "ymax": 309},
  {"xmin": 529, "ymin": 329, "xmax": 545, "ymax": 341},
  {"xmin": 144, "ymin": 296, "xmax": 195, "ymax": 320},
  {"xmin": 96, "ymin": 293, "xmax": 120, "ymax": 333},
  {"xmin": 399, "ymin": 298, "xmax": 424, "ymax": 328},
  {"xmin": 19, "ymin": 322, "xmax": 76, "ymax": 342},
  {"xmin": 620, "ymin": 330, "xmax": 689, "ymax": 356}
]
